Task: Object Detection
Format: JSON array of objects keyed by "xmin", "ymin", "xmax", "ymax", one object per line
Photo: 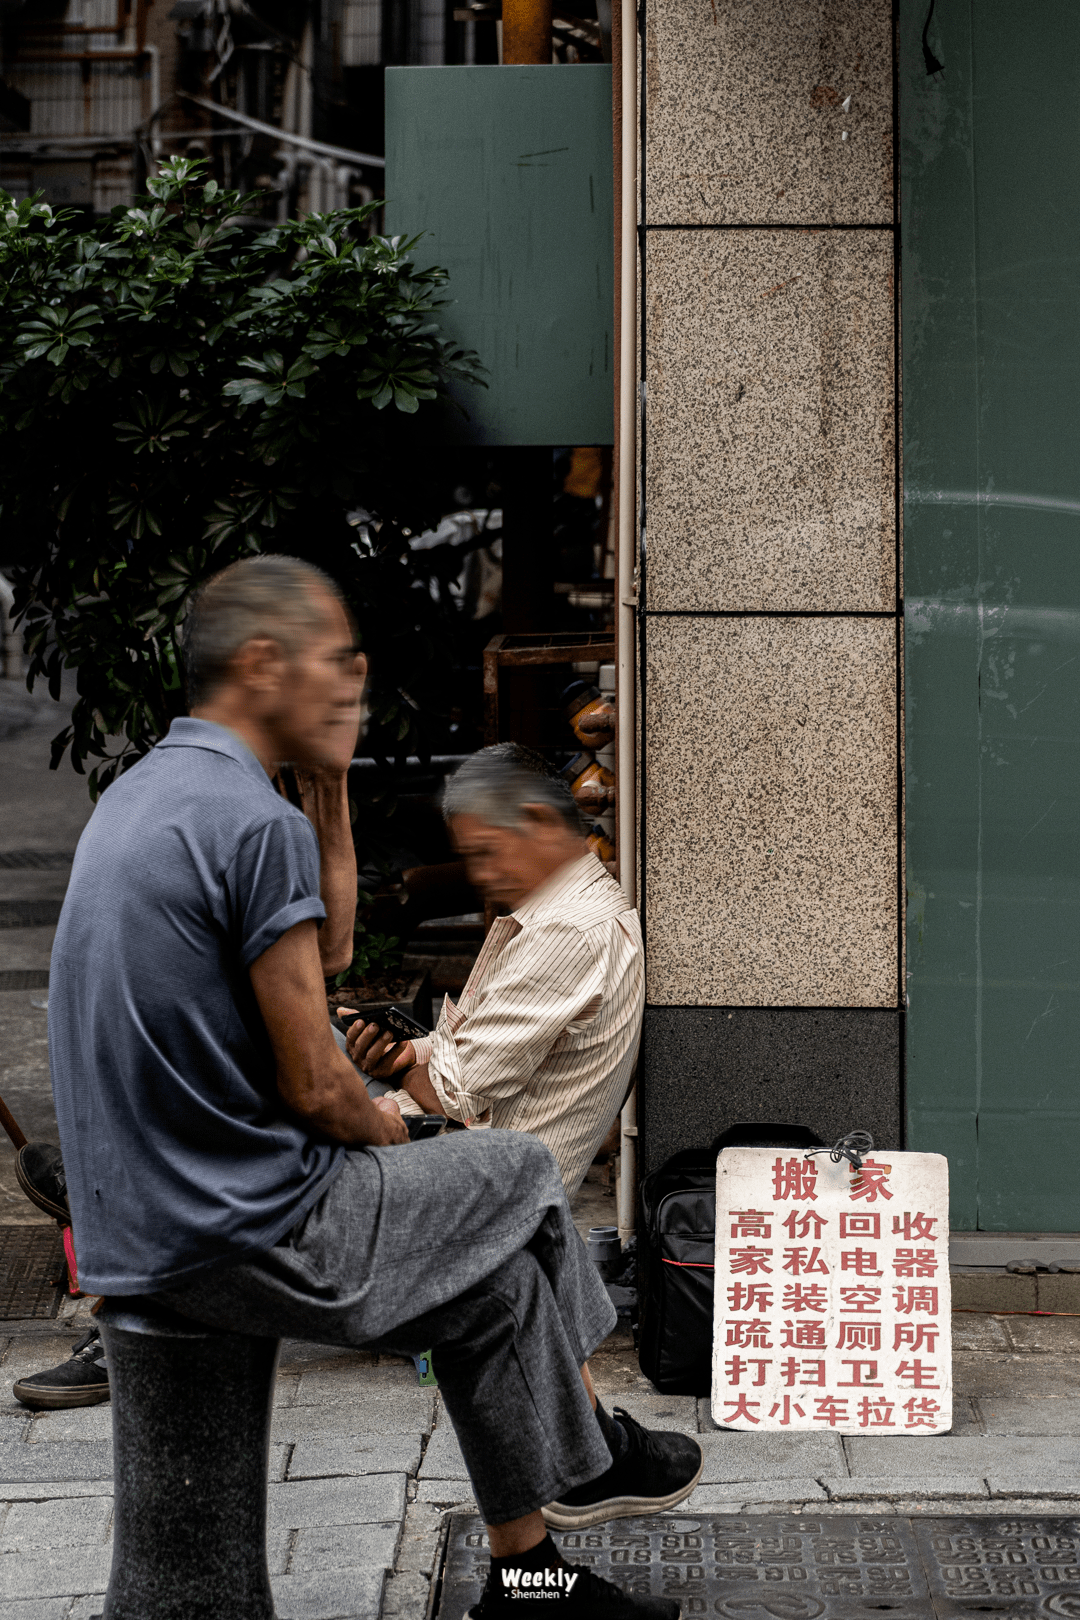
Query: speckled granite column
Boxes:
[{"xmin": 638, "ymin": 0, "xmax": 901, "ymax": 1171}]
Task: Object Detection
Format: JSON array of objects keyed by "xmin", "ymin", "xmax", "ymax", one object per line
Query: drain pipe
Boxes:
[{"xmin": 615, "ymin": 0, "xmax": 638, "ymax": 1244}]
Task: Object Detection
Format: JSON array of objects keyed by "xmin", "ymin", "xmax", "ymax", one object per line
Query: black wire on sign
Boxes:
[{"xmin": 803, "ymin": 1131, "xmax": 876, "ymax": 1172}]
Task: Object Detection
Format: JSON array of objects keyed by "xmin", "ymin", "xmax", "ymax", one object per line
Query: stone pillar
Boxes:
[{"xmin": 637, "ymin": 1, "xmax": 901, "ymax": 1171}]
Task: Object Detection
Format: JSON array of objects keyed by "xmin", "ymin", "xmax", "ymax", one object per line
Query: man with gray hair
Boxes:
[{"xmin": 344, "ymin": 742, "xmax": 644, "ymax": 1196}]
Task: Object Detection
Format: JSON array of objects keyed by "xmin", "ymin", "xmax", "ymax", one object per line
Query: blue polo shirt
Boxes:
[{"xmin": 49, "ymin": 718, "xmax": 344, "ymax": 1294}]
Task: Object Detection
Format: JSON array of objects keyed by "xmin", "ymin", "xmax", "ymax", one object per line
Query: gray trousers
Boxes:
[{"xmin": 156, "ymin": 1131, "xmax": 616, "ymax": 1525}]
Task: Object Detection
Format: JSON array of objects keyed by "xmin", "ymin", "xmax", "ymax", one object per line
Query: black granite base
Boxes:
[{"xmin": 639, "ymin": 1005, "xmax": 901, "ymax": 1176}]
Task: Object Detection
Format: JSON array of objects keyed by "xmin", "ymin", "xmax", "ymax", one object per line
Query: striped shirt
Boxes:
[{"xmin": 392, "ymin": 851, "xmax": 643, "ymax": 1194}]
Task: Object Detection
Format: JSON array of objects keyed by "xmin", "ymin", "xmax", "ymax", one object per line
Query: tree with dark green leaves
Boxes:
[{"xmin": 0, "ymin": 155, "xmax": 484, "ymax": 798}]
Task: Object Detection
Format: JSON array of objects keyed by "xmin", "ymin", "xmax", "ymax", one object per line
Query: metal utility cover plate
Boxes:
[
  {"xmin": 914, "ymin": 1517, "xmax": 1080, "ymax": 1618},
  {"xmin": 436, "ymin": 1513, "xmax": 934, "ymax": 1619},
  {"xmin": 0, "ymin": 1226, "xmax": 65, "ymax": 1320}
]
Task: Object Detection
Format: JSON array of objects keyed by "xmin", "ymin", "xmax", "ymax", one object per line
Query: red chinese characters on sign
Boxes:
[{"xmin": 714, "ymin": 1148, "xmax": 951, "ymax": 1433}]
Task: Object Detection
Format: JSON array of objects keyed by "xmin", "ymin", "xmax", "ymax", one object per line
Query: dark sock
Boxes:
[
  {"xmin": 593, "ymin": 1397, "xmax": 629, "ymax": 1464},
  {"xmin": 490, "ymin": 1533, "xmax": 566, "ymax": 1579}
]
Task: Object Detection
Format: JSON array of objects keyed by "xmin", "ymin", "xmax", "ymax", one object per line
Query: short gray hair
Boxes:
[
  {"xmin": 442, "ymin": 743, "xmax": 584, "ymax": 834},
  {"xmin": 181, "ymin": 556, "xmax": 343, "ymax": 706}
]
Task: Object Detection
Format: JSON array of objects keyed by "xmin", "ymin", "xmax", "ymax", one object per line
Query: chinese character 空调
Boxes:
[
  {"xmin": 894, "ymin": 1286, "xmax": 938, "ymax": 1315},
  {"xmin": 780, "ymin": 1357, "xmax": 826, "ymax": 1387},
  {"xmin": 892, "ymin": 1212, "xmax": 937, "ymax": 1241},
  {"xmin": 729, "ymin": 1209, "xmax": 772, "ymax": 1238},
  {"xmin": 893, "ymin": 1248, "xmax": 937, "ymax": 1277},
  {"xmin": 781, "ymin": 1318, "xmax": 826, "ymax": 1348},
  {"xmin": 723, "ymin": 1395, "xmax": 761, "ymax": 1424},
  {"xmin": 813, "ymin": 1396, "xmax": 849, "ymax": 1427},
  {"xmin": 893, "ymin": 1322, "xmax": 940, "ymax": 1353},
  {"xmin": 902, "ymin": 1395, "xmax": 942, "ymax": 1428},
  {"xmin": 894, "ymin": 1359, "xmax": 940, "ymax": 1388},
  {"xmin": 782, "ymin": 1246, "xmax": 829, "ymax": 1276},
  {"xmin": 782, "ymin": 1282, "xmax": 829, "ymax": 1313},
  {"xmin": 782, "ymin": 1209, "xmax": 827, "ymax": 1240},
  {"xmin": 838, "ymin": 1359, "xmax": 882, "ymax": 1386},
  {"xmin": 725, "ymin": 1318, "xmax": 772, "ymax": 1348},
  {"xmin": 857, "ymin": 1396, "xmax": 896, "ymax": 1428},
  {"xmin": 729, "ymin": 1246, "xmax": 773, "ymax": 1275},
  {"xmin": 840, "ymin": 1212, "xmax": 880, "ymax": 1239},
  {"xmin": 849, "ymin": 1159, "xmax": 894, "ymax": 1202},
  {"xmin": 840, "ymin": 1248, "xmax": 883, "ymax": 1277},
  {"xmin": 768, "ymin": 1396, "xmax": 806, "ymax": 1426},
  {"xmin": 839, "ymin": 1286, "xmax": 882, "ymax": 1313},
  {"xmin": 772, "ymin": 1157, "xmax": 818, "ymax": 1201},
  {"xmin": 727, "ymin": 1282, "xmax": 774, "ymax": 1312},
  {"xmin": 836, "ymin": 1320, "xmax": 881, "ymax": 1351}
]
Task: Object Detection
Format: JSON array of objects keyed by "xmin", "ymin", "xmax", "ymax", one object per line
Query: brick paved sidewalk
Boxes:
[{"xmin": 0, "ymin": 1304, "xmax": 1079, "ymax": 1618}]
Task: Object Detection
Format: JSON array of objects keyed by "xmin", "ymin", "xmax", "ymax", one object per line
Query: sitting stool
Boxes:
[{"xmin": 94, "ymin": 1298, "xmax": 280, "ymax": 1619}]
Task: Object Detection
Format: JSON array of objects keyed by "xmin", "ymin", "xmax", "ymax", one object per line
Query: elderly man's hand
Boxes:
[{"xmin": 338, "ymin": 1011, "xmax": 416, "ymax": 1081}]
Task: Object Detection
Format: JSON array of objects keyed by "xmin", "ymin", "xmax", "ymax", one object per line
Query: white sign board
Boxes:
[{"xmin": 711, "ymin": 1148, "xmax": 951, "ymax": 1435}]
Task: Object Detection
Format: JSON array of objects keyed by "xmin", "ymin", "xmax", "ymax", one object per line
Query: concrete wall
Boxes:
[{"xmin": 637, "ymin": 0, "xmax": 901, "ymax": 1172}]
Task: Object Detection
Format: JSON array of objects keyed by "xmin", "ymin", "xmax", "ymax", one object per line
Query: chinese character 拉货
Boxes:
[
  {"xmin": 729, "ymin": 1246, "xmax": 773, "ymax": 1275},
  {"xmin": 902, "ymin": 1396, "xmax": 941, "ymax": 1428},
  {"xmin": 782, "ymin": 1209, "xmax": 827, "ymax": 1240},
  {"xmin": 849, "ymin": 1159, "xmax": 894, "ymax": 1202},
  {"xmin": 768, "ymin": 1396, "xmax": 806, "ymax": 1426},
  {"xmin": 782, "ymin": 1247, "xmax": 829, "ymax": 1276},
  {"xmin": 726, "ymin": 1282, "xmax": 774, "ymax": 1312},
  {"xmin": 840, "ymin": 1248, "xmax": 883, "ymax": 1277},
  {"xmin": 858, "ymin": 1396, "xmax": 896, "ymax": 1428},
  {"xmin": 893, "ymin": 1322, "xmax": 939, "ymax": 1353},
  {"xmin": 780, "ymin": 1357, "xmax": 826, "ymax": 1387},
  {"xmin": 893, "ymin": 1248, "xmax": 937, "ymax": 1277},
  {"xmin": 894, "ymin": 1359, "xmax": 940, "ymax": 1388},
  {"xmin": 725, "ymin": 1318, "xmax": 772, "ymax": 1348},
  {"xmin": 729, "ymin": 1209, "xmax": 772, "ymax": 1238},
  {"xmin": 772, "ymin": 1157, "xmax": 818, "ymax": 1201},
  {"xmin": 723, "ymin": 1394, "xmax": 761, "ymax": 1424},
  {"xmin": 838, "ymin": 1359, "xmax": 882, "ymax": 1386},
  {"xmin": 892, "ymin": 1211, "xmax": 937, "ymax": 1241},
  {"xmin": 840, "ymin": 1212, "xmax": 880, "ymax": 1239},
  {"xmin": 836, "ymin": 1320, "xmax": 881, "ymax": 1351},
  {"xmin": 782, "ymin": 1283, "xmax": 829, "ymax": 1313},
  {"xmin": 894, "ymin": 1286, "xmax": 938, "ymax": 1315},
  {"xmin": 781, "ymin": 1318, "xmax": 826, "ymax": 1348},
  {"xmin": 813, "ymin": 1396, "xmax": 850, "ymax": 1427},
  {"xmin": 839, "ymin": 1286, "xmax": 882, "ymax": 1313}
]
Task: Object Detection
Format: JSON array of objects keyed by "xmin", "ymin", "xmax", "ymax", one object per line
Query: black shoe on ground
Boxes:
[
  {"xmin": 14, "ymin": 1143, "xmax": 69, "ymax": 1223},
  {"xmin": 12, "ymin": 1327, "xmax": 109, "ymax": 1409},
  {"xmin": 542, "ymin": 1407, "xmax": 703, "ymax": 1530},
  {"xmin": 467, "ymin": 1561, "xmax": 681, "ymax": 1619}
]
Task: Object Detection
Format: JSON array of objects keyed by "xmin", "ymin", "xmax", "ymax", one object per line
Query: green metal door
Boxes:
[{"xmin": 902, "ymin": 1, "xmax": 1080, "ymax": 1229}]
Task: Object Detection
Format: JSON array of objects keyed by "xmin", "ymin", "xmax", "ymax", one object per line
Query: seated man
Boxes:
[
  {"xmin": 46, "ymin": 555, "xmax": 700, "ymax": 1620},
  {"xmin": 343, "ymin": 743, "xmax": 643, "ymax": 1196}
]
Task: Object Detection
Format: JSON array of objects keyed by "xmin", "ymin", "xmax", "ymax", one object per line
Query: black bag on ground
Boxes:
[{"xmin": 637, "ymin": 1122, "xmax": 827, "ymax": 1396}]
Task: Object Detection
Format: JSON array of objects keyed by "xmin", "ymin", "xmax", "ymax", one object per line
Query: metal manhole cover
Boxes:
[
  {"xmin": 915, "ymin": 1518, "xmax": 1080, "ymax": 1618},
  {"xmin": 436, "ymin": 1514, "xmax": 935, "ymax": 1619},
  {"xmin": 0, "ymin": 1226, "xmax": 66, "ymax": 1319}
]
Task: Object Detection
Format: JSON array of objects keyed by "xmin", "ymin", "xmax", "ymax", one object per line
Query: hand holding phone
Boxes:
[{"xmin": 337, "ymin": 1005, "xmax": 427, "ymax": 1081}]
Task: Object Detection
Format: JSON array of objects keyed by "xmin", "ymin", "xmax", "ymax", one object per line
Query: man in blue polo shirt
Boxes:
[{"xmin": 47, "ymin": 555, "xmax": 699, "ymax": 1620}]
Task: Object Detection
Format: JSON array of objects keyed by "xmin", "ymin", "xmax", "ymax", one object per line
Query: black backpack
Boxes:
[{"xmin": 637, "ymin": 1123, "xmax": 826, "ymax": 1395}]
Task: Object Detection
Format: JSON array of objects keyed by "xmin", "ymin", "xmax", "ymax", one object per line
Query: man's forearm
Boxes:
[
  {"xmin": 299, "ymin": 770, "xmax": 357, "ymax": 977},
  {"xmin": 401, "ymin": 1063, "xmax": 447, "ymax": 1117}
]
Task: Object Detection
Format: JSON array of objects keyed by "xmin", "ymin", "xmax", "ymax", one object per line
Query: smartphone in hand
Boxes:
[{"xmin": 371, "ymin": 1005, "xmax": 430, "ymax": 1043}]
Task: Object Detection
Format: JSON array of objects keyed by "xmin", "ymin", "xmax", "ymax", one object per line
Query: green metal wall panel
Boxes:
[
  {"xmin": 902, "ymin": 2, "xmax": 1080, "ymax": 1229},
  {"xmin": 384, "ymin": 64, "xmax": 614, "ymax": 446}
]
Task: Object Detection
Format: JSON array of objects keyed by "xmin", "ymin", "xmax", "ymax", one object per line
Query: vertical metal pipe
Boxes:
[
  {"xmin": 501, "ymin": 0, "xmax": 551, "ymax": 64},
  {"xmin": 615, "ymin": 0, "xmax": 638, "ymax": 1243}
]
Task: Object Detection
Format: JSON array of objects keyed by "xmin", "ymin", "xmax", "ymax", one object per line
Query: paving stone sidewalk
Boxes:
[{"xmin": 0, "ymin": 1305, "xmax": 1079, "ymax": 1618}]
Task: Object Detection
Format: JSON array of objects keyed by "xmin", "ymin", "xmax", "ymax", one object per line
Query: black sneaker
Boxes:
[
  {"xmin": 14, "ymin": 1143, "xmax": 68, "ymax": 1223},
  {"xmin": 542, "ymin": 1407, "xmax": 703, "ymax": 1530},
  {"xmin": 467, "ymin": 1561, "xmax": 681, "ymax": 1618},
  {"xmin": 12, "ymin": 1327, "xmax": 109, "ymax": 1409}
]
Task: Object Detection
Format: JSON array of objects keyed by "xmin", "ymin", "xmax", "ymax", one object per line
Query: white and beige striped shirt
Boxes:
[{"xmin": 391, "ymin": 851, "xmax": 643, "ymax": 1194}]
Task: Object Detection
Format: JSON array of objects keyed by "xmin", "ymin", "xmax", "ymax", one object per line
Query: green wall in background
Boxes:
[
  {"xmin": 384, "ymin": 65, "xmax": 614, "ymax": 446},
  {"xmin": 901, "ymin": 2, "xmax": 1080, "ymax": 1229}
]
